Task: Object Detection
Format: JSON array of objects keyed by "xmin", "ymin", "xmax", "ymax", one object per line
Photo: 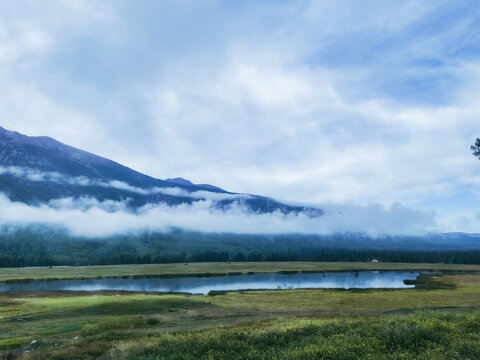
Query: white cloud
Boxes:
[{"xmin": 0, "ymin": 193, "xmax": 435, "ymax": 238}]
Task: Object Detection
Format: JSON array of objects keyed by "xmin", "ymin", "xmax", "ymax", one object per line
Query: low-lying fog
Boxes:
[{"xmin": 0, "ymin": 193, "xmax": 435, "ymax": 238}]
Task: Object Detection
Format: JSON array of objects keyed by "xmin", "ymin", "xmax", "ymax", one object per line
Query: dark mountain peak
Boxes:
[
  {"xmin": 165, "ymin": 177, "xmax": 194, "ymax": 186},
  {"xmin": 166, "ymin": 177, "xmax": 226, "ymax": 192}
]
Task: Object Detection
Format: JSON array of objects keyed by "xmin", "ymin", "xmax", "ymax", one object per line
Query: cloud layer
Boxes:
[{"xmin": 0, "ymin": 193, "xmax": 435, "ymax": 238}]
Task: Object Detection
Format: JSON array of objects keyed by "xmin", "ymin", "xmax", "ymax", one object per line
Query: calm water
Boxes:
[{"xmin": 0, "ymin": 271, "xmax": 420, "ymax": 295}]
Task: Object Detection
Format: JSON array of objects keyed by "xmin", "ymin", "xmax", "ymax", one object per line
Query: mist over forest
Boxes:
[{"xmin": 1, "ymin": 126, "xmax": 479, "ymax": 267}]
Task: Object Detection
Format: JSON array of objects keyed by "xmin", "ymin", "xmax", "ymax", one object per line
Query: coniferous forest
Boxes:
[{"xmin": 1, "ymin": 227, "xmax": 479, "ymax": 267}]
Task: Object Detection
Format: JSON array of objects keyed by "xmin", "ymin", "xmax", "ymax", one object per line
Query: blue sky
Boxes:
[{"xmin": 1, "ymin": 0, "xmax": 480, "ymax": 232}]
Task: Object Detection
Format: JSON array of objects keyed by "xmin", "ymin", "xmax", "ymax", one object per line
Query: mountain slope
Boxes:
[
  {"xmin": 0, "ymin": 126, "xmax": 322, "ymax": 214},
  {"xmin": 0, "ymin": 126, "xmax": 213, "ymax": 191}
]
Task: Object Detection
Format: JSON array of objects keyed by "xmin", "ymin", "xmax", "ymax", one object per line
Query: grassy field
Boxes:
[
  {"xmin": 1, "ymin": 261, "xmax": 480, "ymax": 282},
  {"xmin": 0, "ymin": 264, "xmax": 479, "ymax": 359},
  {"xmin": 112, "ymin": 311, "xmax": 480, "ymax": 360}
]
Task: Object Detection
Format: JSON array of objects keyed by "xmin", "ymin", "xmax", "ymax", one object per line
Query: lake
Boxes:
[{"xmin": 0, "ymin": 271, "xmax": 420, "ymax": 294}]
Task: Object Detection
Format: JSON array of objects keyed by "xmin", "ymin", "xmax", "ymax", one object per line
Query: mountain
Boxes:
[
  {"xmin": 165, "ymin": 177, "xmax": 225, "ymax": 192},
  {"xmin": 0, "ymin": 126, "xmax": 212, "ymax": 190},
  {"xmin": 0, "ymin": 126, "xmax": 322, "ymax": 214}
]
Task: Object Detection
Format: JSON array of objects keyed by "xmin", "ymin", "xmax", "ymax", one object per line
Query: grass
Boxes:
[
  {"xmin": 205, "ymin": 275, "xmax": 480, "ymax": 312},
  {"xmin": 1, "ymin": 261, "xmax": 480, "ymax": 282},
  {"xmin": 111, "ymin": 311, "xmax": 480, "ymax": 360},
  {"xmin": 0, "ymin": 264, "xmax": 479, "ymax": 359}
]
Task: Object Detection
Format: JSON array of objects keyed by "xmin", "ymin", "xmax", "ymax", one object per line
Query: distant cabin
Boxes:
[{"xmin": 371, "ymin": 259, "xmax": 379, "ymax": 263}]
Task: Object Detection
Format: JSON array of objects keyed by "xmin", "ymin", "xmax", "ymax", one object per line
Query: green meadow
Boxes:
[{"xmin": 0, "ymin": 263, "xmax": 479, "ymax": 359}]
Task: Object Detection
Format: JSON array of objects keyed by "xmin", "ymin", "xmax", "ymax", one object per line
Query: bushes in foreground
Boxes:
[{"xmin": 112, "ymin": 311, "xmax": 480, "ymax": 360}]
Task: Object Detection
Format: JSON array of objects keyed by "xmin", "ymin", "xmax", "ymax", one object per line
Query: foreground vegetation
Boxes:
[
  {"xmin": 113, "ymin": 311, "xmax": 480, "ymax": 360},
  {"xmin": 0, "ymin": 270, "xmax": 479, "ymax": 359}
]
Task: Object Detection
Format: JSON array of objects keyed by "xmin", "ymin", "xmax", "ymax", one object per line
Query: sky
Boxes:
[{"xmin": 1, "ymin": 0, "xmax": 480, "ymax": 233}]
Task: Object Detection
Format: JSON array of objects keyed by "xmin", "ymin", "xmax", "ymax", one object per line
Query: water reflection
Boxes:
[{"xmin": 0, "ymin": 271, "xmax": 420, "ymax": 295}]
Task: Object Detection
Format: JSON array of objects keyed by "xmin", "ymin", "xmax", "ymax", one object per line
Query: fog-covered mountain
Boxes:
[
  {"xmin": 1, "ymin": 126, "xmax": 480, "ymax": 267},
  {"xmin": 0, "ymin": 126, "xmax": 321, "ymax": 214}
]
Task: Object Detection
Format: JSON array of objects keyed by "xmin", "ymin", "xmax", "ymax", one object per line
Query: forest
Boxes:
[{"xmin": 1, "ymin": 227, "xmax": 479, "ymax": 267}]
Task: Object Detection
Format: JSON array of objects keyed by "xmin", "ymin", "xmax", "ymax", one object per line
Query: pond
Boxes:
[{"xmin": 0, "ymin": 271, "xmax": 421, "ymax": 295}]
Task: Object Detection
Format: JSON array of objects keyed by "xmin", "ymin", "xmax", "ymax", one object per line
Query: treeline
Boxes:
[
  {"xmin": 1, "ymin": 227, "xmax": 480, "ymax": 267},
  {"xmin": 1, "ymin": 248, "xmax": 480, "ymax": 268}
]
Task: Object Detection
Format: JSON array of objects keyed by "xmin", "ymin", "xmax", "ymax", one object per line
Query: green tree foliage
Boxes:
[
  {"xmin": 471, "ymin": 138, "xmax": 480, "ymax": 159},
  {"xmin": 1, "ymin": 231, "xmax": 480, "ymax": 267}
]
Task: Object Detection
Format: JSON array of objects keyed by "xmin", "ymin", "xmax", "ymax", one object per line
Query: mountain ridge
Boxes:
[
  {"xmin": 0, "ymin": 126, "xmax": 201, "ymax": 190},
  {"xmin": 0, "ymin": 126, "xmax": 322, "ymax": 215}
]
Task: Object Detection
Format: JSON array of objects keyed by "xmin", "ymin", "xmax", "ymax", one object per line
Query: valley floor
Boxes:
[{"xmin": 0, "ymin": 263, "xmax": 480, "ymax": 359}]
